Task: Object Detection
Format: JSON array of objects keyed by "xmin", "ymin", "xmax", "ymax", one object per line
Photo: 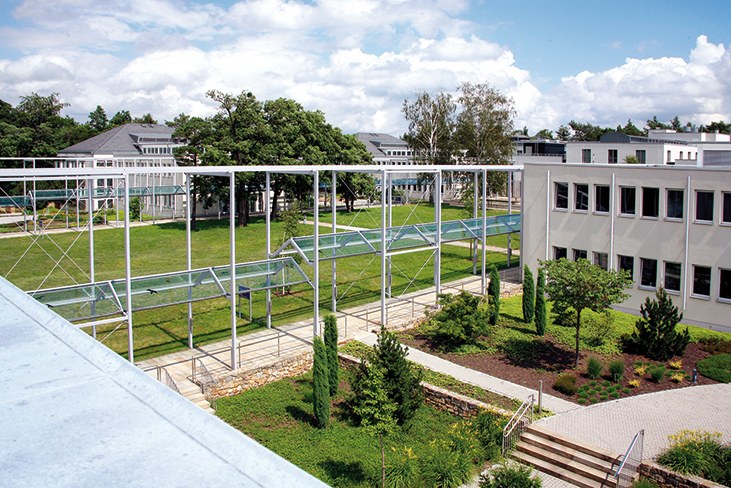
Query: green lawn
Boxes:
[{"xmin": 1, "ymin": 215, "xmax": 517, "ymax": 360}]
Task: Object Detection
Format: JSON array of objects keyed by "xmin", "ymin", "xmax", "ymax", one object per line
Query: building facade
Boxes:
[
  {"xmin": 565, "ymin": 132, "xmax": 697, "ymax": 166},
  {"xmin": 522, "ymin": 162, "xmax": 731, "ymax": 332}
]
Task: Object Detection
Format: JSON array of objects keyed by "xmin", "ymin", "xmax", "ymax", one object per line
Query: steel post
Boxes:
[
  {"xmin": 123, "ymin": 173, "xmax": 134, "ymax": 363},
  {"xmin": 230, "ymin": 171, "xmax": 237, "ymax": 369},
  {"xmin": 313, "ymin": 171, "xmax": 320, "ymax": 337},
  {"xmin": 380, "ymin": 169, "xmax": 387, "ymax": 327},
  {"xmin": 266, "ymin": 172, "xmax": 272, "ymax": 328},
  {"xmin": 186, "ymin": 174, "xmax": 193, "ymax": 348}
]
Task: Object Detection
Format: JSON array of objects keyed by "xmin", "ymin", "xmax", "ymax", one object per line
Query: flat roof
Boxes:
[{"xmin": 0, "ymin": 276, "xmax": 327, "ymax": 488}]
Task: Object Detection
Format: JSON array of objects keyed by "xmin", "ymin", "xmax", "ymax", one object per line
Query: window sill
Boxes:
[
  {"xmin": 554, "ymin": 208, "xmax": 568, "ymax": 212},
  {"xmin": 618, "ymin": 213, "xmax": 636, "ymax": 218},
  {"xmin": 720, "ymin": 222, "xmax": 731, "ymax": 227},
  {"xmin": 694, "ymin": 220, "xmax": 713, "ymax": 226},
  {"xmin": 573, "ymin": 209, "xmax": 588, "ymax": 214},
  {"xmin": 691, "ymin": 294, "xmax": 711, "ymax": 301},
  {"xmin": 665, "ymin": 289, "xmax": 681, "ymax": 295},
  {"xmin": 640, "ymin": 216, "xmax": 659, "ymax": 221},
  {"xmin": 638, "ymin": 285, "xmax": 657, "ymax": 292},
  {"xmin": 593, "ymin": 211, "xmax": 610, "ymax": 216},
  {"xmin": 718, "ymin": 297, "xmax": 731, "ymax": 305},
  {"xmin": 664, "ymin": 218, "xmax": 684, "ymax": 223}
]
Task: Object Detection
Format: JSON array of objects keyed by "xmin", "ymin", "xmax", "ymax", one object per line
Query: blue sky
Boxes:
[{"xmin": 1, "ymin": 0, "xmax": 730, "ymax": 135}]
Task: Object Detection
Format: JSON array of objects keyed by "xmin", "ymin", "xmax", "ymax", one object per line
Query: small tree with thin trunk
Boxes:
[
  {"xmin": 535, "ymin": 268, "xmax": 547, "ymax": 336},
  {"xmin": 323, "ymin": 314, "xmax": 339, "ymax": 396},
  {"xmin": 540, "ymin": 258, "xmax": 631, "ymax": 367},
  {"xmin": 522, "ymin": 265, "xmax": 535, "ymax": 323},
  {"xmin": 312, "ymin": 336, "xmax": 330, "ymax": 428},
  {"xmin": 353, "ymin": 363, "xmax": 396, "ymax": 488},
  {"xmin": 488, "ymin": 266, "xmax": 501, "ymax": 325}
]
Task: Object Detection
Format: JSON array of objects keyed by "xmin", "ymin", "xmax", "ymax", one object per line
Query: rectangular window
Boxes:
[
  {"xmin": 642, "ymin": 187, "xmax": 659, "ymax": 218},
  {"xmin": 667, "ymin": 150, "xmax": 672, "ymax": 163},
  {"xmin": 582, "ymin": 149, "xmax": 592, "ymax": 163},
  {"xmin": 695, "ymin": 191, "xmax": 714, "ymax": 222},
  {"xmin": 723, "ymin": 193, "xmax": 731, "ymax": 224},
  {"xmin": 693, "ymin": 265, "xmax": 712, "ymax": 297},
  {"xmin": 640, "ymin": 258, "xmax": 657, "ymax": 288},
  {"xmin": 555, "ymin": 183, "xmax": 569, "ymax": 209},
  {"xmin": 573, "ymin": 249, "xmax": 587, "ymax": 261},
  {"xmin": 620, "ymin": 187, "xmax": 636, "ymax": 215},
  {"xmin": 664, "ymin": 262, "xmax": 682, "ymax": 293},
  {"xmin": 666, "ymin": 189, "xmax": 684, "ymax": 220},
  {"xmin": 595, "ymin": 185, "xmax": 610, "ymax": 213},
  {"xmin": 618, "ymin": 255, "xmax": 634, "ymax": 281},
  {"xmin": 594, "ymin": 252, "xmax": 608, "ymax": 270},
  {"xmin": 720, "ymin": 269, "xmax": 731, "ymax": 301},
  {"xmin": 636, "ymin": 150, "xmax": 646, "ymax": 164},
  {"xmin": 553, "ymin": 247, "xmax": 567, "ymax": 260},
  {"xmin": 575, "ymin": 184, "xmax": 589, "ymax": 211},
  {"xmin": 608, "ymin": 149, "xmax": 618, "ymax": 164}
]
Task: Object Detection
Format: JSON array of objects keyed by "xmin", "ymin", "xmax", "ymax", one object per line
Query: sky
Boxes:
[{"xmin": 1, "ymin": 0, "xmax": 730, "ymax": 136}]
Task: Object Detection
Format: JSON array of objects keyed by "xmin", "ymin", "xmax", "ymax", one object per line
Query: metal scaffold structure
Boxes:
[{"xmin": 0, "ymin": 162, "xmax": 523, "ymax": 370}]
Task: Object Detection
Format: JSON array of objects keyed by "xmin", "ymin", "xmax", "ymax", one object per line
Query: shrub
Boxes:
[
  {"xmin": 589, "ymin": 380, "xmax": 597, "ymax": 387},
  {"xmin": 535, "ymin": 269, "xmax": 547, "ymax": 336},
  {"xmin": 609, "ymin": 391, "xmax": 620, "ymax": 399},
  {"xmin": 669, "ymin": 360, "xmax": 682, "ymax": 370},
  {"xmin": 577, "ymin": 398, "xmax": 587, "ymax": 404},
  {"xmin": 488, "ymin": 267, "xmax": 501, "ymax": 326},
  {"xmin": 622, "ymin": 388, "xmax": 632, "ymax": 394},
  {"xmin": 629, "ymin": 380, "xmax": 640, "ymax": 388},
  {"xmin": 608, "ymin": 360, "xmax": 625, "ymax": 383},
  {"xmin": 583, "ymin": 311, "xmax": 614, "ymax": 347},
  {"xmin": 696, "ymin": 354, "xmax": 731, "ymax": 383},
  {"xmin": 553, "ymin": 374, "xmax": 578, "ymax": 395},
  {"xmin": 623, "ymin": 288, "xmax": 690, "ymax": 360},
  {"xmin": 323, "ymin": 314, "xmax": 339, "ymax": 396},
  {"xmin": 312, "ymin": 336, "xmax": 330, "ymax": 428},
  {"xmin": 634, "ymin": 365, "xmax": 648, "ymax": 376},
  {"xmin": 473, "ymin": 409, "xmax": 509, "ymax": 459},
  {"xmin": 649, "ymin": 367, "xmax": 665, "ymax": 383},
  {"xmin": 699, "ymin": 337, "xmax": 731, "ymax": 355},
  {"xmin": 129, "ymin": 197, "xmax": 142, "ymax": 220},
  {"xmin": 430, "ymin": 291, "xmax": 491, "ymax": 348},
  {"xmin": 385, "ymin": 447, "xmax": 419, "ymax": 488},
  {"xmin": 589, "ymin": 397, "xmax": 599, "ymax": 403},
  {"xmin": 523, "ymin": 266, "xmax": 535, "ymax": 323},
  {"xmin": 479, "ymin": 462, "xmax": 542, "ymax": 488},
  {"xmin": 588, "ymin": 389, "xmax": 597, "ymax": 396},
  {"xmin": 670, "ymin": 372, "xmax": 686, "ymax": 383},
  {"xmin": 601, "ymin": 380, "xmax": 611, "ymax": 387},
  {"xmin": 580, "ymin": 384, "xmax": 590, "ymax": 391},
  {"xmin": 421, "ymin": 440, "xmax": 474, "ymax": 488},
  {"xmin": 657, "ymin": 429, "xmax": 729, "ymax": 483},
  {"xmin": 586, "ymin": 356, "xmax": 603, "ymax": 379}
]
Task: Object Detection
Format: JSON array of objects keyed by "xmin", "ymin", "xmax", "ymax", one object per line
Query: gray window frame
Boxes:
[
  {"xmin": 695, "ymin": 190, "xmax": 714, "ymax": 223},
  {"xmin": 620, "ymin": 186, "xmax": 636, "ymax": 216},
  {"xmin": 693, "ymin": 265, "xmax": 712, "ymax": 298},
  {"xmin": 555, "ymin": 182, "xmax": 569, "ymax": 209},
  {"xmin": 664, "ymin": 261, "xmax": 682, "ymax": 293},
  {"xmin": 575, "ymin": 184, "xmax": 589, "ymax": 211},
  {"xmin": 595, "ymin": 185, "xmax": 610, "ymax": 213},
  {"xmin": 666, "ymin": 189, "xmax": 684, "ymax": 220},
  {"xmin": 640, "ymin": 258, "xmax": 657, "ymax": 289}
]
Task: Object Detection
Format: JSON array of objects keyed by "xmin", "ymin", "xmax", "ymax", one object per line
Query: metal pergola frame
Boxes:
[{"xmin": 0, "ymin": 162, "xmax": 524, "ymax": 370}]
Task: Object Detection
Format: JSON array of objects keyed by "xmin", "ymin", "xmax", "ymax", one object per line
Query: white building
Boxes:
[
  {"xmin": 565, "ymin": 132, "xmax": 697, "ymax": 166},
  {"xmin": 522, "ymin": 162, "xmax": 731, "ymax": 332},
  {"xmin": 648, "ymin": 128, "xmax": 731, "ymax": 167}
]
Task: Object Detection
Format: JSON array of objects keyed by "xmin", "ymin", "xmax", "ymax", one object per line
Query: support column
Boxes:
[
  {"xmin": 507, "ymin": 172, "xmax": 512, "ymax": 268},
  {"xmin": 481, "ymin": 169, "xmax": 487, "ymax": 295},
  {"xmin": 88, "ymin": 178, "xmax": 96, "ymax": 339},
  {"xmin": 313, "ymin": 171, "xmax": 320, "ymax": 337},
  {"xmin": 331, "ymin": 170, "xmax": 337, "ymax": 313},
  {"xmin": 387, "ymin": 172, "xmax": 393, "ymax": 298},
  {"xmin": 518, "ymin": 168, "xmax": 524, "ymax": 277},
  {"xmin": 186, "ymin": 174, "xmax": 193, "ymax": 348},
  {"xmin": 266, "ymin": 172, "xmax": 272, "ymax": 328},
  {"xmin": 473, "ymin": 171, "xmax": 478, "ymax": 275},
  {"xmin": 124, "ymin": 173, "xmax": 134, "ymax": 363},
  {"xmin": 230, "ymin": 171, "xmax": 237, "ymax": 369},
  {"xmin": 380, "ymin": 169, "xmax": 387, "ymax": 327},
  {"xmin": 435, "ymin": 170, "xmax": 442, "ymax": 297}
]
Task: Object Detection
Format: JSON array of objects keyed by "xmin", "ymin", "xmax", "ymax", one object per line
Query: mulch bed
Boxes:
[{"xmin": 397, "ymin": 331, "xmax": 719, "ymax": 405}]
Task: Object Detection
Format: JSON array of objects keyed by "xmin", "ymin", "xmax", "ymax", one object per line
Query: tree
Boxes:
[
  {"xmin": 535, "ymin": 268, "xmax": 546, "ymax": 336},
  {"xmin": 623, "ymin": 155, "xmax": 640, "ymax": 164},
  {"xmin": 402, "ymin": 90, "xmax": 456, "ymax": 165},
  {"xmin": 624, "ymin": 288, "xmax": 690, "ymax": 360},
  {"xmin": 16, "ymin": 92, "xmax": 69, "ymax": 128},
  {"xmin": 352, "ymin": 363, "xmax": 396, "ymax": 488},
  {"xmin": 488, "ymin": 266, "xmax": 501, "ymax": 325},
  {"xmin": 312, "ymin": 336, "xmax": 330, "ymax": 429},
  {"xmin": 323, "ymin": 314, "xmax": 339, "ymax": 396},
  {"xmin": 533, "ymin": 129, "xmax": 554, "ymax": 140},
  {"xmin": 701, "ymin": 120, "xmax": 731, "ymax": 134},
  {"xmin": 109, "ymin": 110, "xmax": 132, "ymax": 127},
  {"xmin": 566, "ymin": 121, "xmax": 611, "ymax": 141},
  {"xmin": 617, "ymin": 119, "xmax": 644, "ymax": 136},
  {"xmin": 540, "ymin": 258, "xmax": 632, "ymax": 367},
  {"xmin": 132, "ymin": 113, "xmax": 158, "ymax": 124},
  {"xmin": 522, "ymin": 265, "xmax": 535, "ymax": 323},
  {"xmin": 454, "ymin": 82, "xmax": 515, "ymax": 194},
  {"xmin": 646, "ymin": 116, "xmax": 672, "ymax": 131},
  {"xmin": 87, "ymin": 105, "xmax": 108, "ymax": 133}
]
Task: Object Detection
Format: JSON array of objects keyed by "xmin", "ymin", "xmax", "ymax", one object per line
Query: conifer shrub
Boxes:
[
  {"xmin": 488, "ymin": 267, "xmax": 501, "ymax": 326},
  {"xmin": 312, "ymin": 336, "xmax": 330, "ymax": 428},
  {"xmin": 323, "ymin": 314, "xmax": 339, "ymax": 396},
  {"xmin": 696, "ymin": 354, "xmax": 731, "ymax": 383},
  {"xmin": 553, "ymin": 374, "xmax": 578, "ymax": 395},
  {"xmin": 535, "ymin": 268, "xmax": 547, "ymax": 336},
  {"xmin": 429, "ymin": 291, "xmax": 491, "ymax": 348},
  {"xmin": 623, "ymin": 288, "xmax": 690, "ymax": 360},
  {"xmin": 522, "ymin": 266, "xmax": 535, "ymax": 323}
]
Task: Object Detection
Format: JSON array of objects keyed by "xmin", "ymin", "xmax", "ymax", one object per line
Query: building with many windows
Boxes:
[
  {"xmin": 522, "ymin": 162, "xmax": 731, "ymax": 332},
  {"xmin": 565, "ymin": 132, "xmax": 698, "ymax": 166}
]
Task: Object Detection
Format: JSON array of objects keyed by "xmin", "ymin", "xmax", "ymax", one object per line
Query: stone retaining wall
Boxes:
[
  {"xmin": 639, "ymin": 461, "xmax": 726, "ymax": 488},
  {"xmin": 210, "ymin": 351, "xmax": 313, "ymax": 399}
]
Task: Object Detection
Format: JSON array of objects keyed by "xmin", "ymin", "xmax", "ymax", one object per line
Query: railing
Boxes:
[
  {"xmin": 502, "ymin": 394, "xmax": 534, "ymax": 457},
  {"xmin": 613, "ymin": 429, "xmax": 644, "ymax": 488},
  {"xmin": 191, "ymin": 356, "xmax": 220, "ymax": 411},
  {"xmin": 139, "ymin": 364, "xmax": 181, "ymax": 396}
]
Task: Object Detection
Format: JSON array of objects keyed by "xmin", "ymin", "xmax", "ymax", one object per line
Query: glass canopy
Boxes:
[
  {"xmin": 274, "ymin": 214, "xmax": 521, "ymax": 264},
  {"xmin": 0, "ymin": 186, "xmax": 186, "ymax": 207},
  {"xmin": 29, "ymin": 257, "xmax": 310, "ymax": 325}
]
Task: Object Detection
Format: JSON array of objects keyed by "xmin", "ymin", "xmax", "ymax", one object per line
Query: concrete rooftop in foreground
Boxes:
[{"xmin": 0, "ymin": 276, "xmax": 327, "ymax": 488}]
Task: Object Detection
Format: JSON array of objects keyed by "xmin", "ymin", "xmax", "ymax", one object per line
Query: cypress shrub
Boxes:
[
  {"xmin": 624, "ymin": 288, "xmax": 690, "ymax": 360},
  {"xmin": 522, "ymin": 265, "xmax": 535, "ymax": 323},
  {"xmin": 535, "ymin": 268, "xmax": 546, "ymax": 336},
  {"xmin": 312, "ymin": 336, "xmax": 330, "ymax": 428},
  {"xmin": 488, "ymin": 266, "xmax": 500, "ymax": 325},
  {"xmin": 323, "ymin": 314, "xmax": 339, "ymax": 396}
]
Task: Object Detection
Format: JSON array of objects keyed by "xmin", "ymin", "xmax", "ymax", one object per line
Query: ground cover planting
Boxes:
[
  {"xmin": 398, "ymin": 295, "xmax": 731, "ymax": 405},
  {"xmin": 1, "ymin": 211, "xmax": 517, "ymax": 360}
]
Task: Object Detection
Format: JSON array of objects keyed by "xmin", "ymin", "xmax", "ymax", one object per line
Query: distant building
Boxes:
[
  {"xmin": 512, "ymin": 134, "xmax": 565, "ymax": 164},
  {"xmin": 355, "ymin": 132, "xmax": 415, "ymax": 165},
  {"xmin": 648, "ymin": 128, "xmax": 731, "ymax": 167},
  {"xmin": 565, "ymin": 132, "xmax": 697, "ymax": 166}
]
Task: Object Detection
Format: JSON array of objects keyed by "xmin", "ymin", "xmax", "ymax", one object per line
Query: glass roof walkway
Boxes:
[
  {"xmin": 29, "ymin": 257, "xmax": 310, "ymax": 326},
  {"xmin": 0, "ymin": 185, "xmax": 185, "ymax": 207},
  {"xmin": 273, "ymin": 213, "xmax": 521, "ymax": 264}
]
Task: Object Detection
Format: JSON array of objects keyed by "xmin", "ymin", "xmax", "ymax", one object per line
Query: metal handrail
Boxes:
[
  {"xmin": 160, "ymin": 366, "xmax": 181, "ymax": 395},
  {"xmin": 502, "ymin": 394, "xmax": 534, "ymax": 457},
  {"xmin": 613, "ymin": 429, "xmax": 644, "ymax": 488}
]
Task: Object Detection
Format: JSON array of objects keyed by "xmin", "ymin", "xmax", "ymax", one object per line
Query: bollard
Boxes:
[
  {"xmin": 345, "ymin": 315, "xmax": 348, "ymax": 337},
  {"xmin": 692, "ymin": 368, "xmax": 698, "ymax": 384},
  {"xmin": 538, "ymin": 380, "xmax": 543, "ymax": 414}
]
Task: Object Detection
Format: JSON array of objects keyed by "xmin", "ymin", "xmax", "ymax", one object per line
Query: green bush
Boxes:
[
  {"xmin": 601, "ymin": 380, "xmax": 611, "ymax": 387},
  {"xmin": 649, "ymin": 367, "xmax": 665, "ymax": 383},
  {"xmin": 696, "ymin": 354, "xmax": 731, "ymax": 383},
  {"xmin": 623, "ymin": 288, "xmax": 690, "ymax": 360},
  {"xmin": 610, "ymin": 392, "xmax": 620, "ymax": 399},
  {"xmin": 323, "ymin": 314, "xmax": 339, "ymax": 396},
  {"xmin": 699, "ymin": 337, "xmax": 731, "ymax": 355},
  {"xmin": 473, "ymin": 409, "xmax": 509, "ymax": 460},
  {"xmin": 312, "ymin": 336, "xmax": 330, "ymax": 429},
  {"xmin": 553, "ymin": 374, "xmax": 578, "ymax": 395},
  {"xmin": 630, "ymin": 480, "xmax": 660, "ymax": 488},
  {"xmin": 385, "ymin": 447, "xmax": 420, "ymax": 488},
  {"xmin": 428, "ymin": 291, "xmax": 491, "ymax": 348},
  {"xmin": 622, "ymin": 388, "xmax": 631, "ymax": 394},
  {"xmin": 578, "ymin": 392, "xmax": 589, "ymax": 399},
  {"xmin": 578, "ymin": 398, "xmax": 587, "ymax": 404},
  {"xmin": 479, "ymin": 462, "xmax": 542, "ymax": 488},
  {"xmin": 523, "ymin": 266, "xmax": 535, "ymax": 323},
  {"xmin": 535, "ymin": 269, "xmax": 547, "ymax": 336},
  {"xmin": 129, "ymin": 197, "xmax": 142, "ymax": 220},
  {"xmin": 608, "ymin": 360, "xmax": 625, "ymax": 383},
  {"xmin": 589, "ymin": 397, "xmax": 599, "ymax": 403},
  {"xmin": 421, "ymin": 442, "xmax": 474, "ymax": 488},
  {"xmin": 586, "ymin": 356, "xmax": 603, "ymax": 379},
  {"xmin": 658, "ymin": 429, "xmax": 731, "ymax": 484}
]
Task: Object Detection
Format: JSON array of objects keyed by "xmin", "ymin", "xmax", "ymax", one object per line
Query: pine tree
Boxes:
[
  {"xmin": 488, "ymin": 266, "xmax": 501, "ymax": 325},
  {"xmin": 368, "ymin": 326, "xmax": 424, "ymax": 424},
  {"xmin": 323, "ymin": 314, "xmax": 339, "ymax": 396},
  {"xmin": 312, "ymin": 336, "xmax": 330, "ymax": 428},
  {"xmin": 627, "ymin": 287, "xmax": 690, "ymax": 360},
  {"xmin": 535, "ymin": 268, "xmax": 546, "ymax": 336},
  {"xmin": 522, "ymin": 265, "xmax": 535, "ymax": 323}
]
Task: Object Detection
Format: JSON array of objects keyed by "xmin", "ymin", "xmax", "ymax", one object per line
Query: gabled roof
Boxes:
[
  {"xmin": 354, "ymin": 132, "xmax": 409, "ymax": 159},
  {"xmin": 58, "ymin": 123, "xmax": 176, "ymax": 157}
]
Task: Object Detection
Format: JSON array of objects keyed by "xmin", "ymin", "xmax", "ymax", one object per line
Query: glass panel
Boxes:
[
  {"xmin": 111, "ymin": 269, "xmax": 225, "ymax": 311},
  {"xmin": 30, "ymin": 282, "xmax": 123, "ymax": 321}
]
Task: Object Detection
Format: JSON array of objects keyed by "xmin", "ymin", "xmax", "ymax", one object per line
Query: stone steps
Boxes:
[{"xmin": 512, "ymin": 425, "xmax": 625, "ymax": 488}]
